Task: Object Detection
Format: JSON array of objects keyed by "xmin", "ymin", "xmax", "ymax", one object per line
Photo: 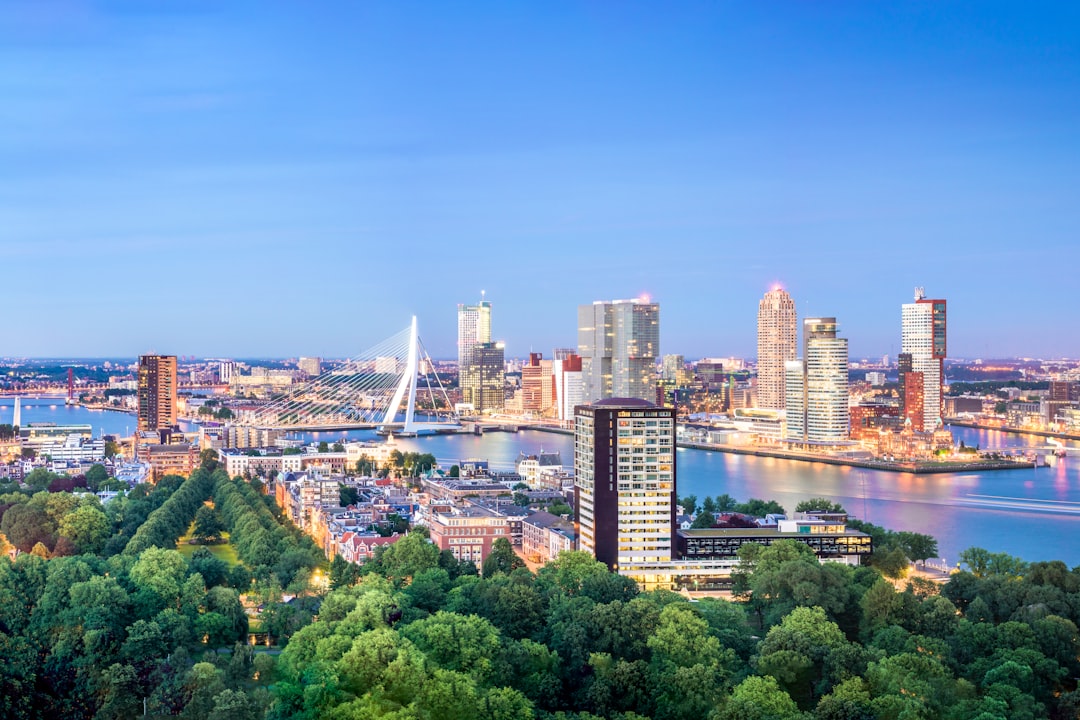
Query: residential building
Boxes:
[
  {"xmin": 578, "ymin": 298, "xmax": 660, "ymax": 403},
  {"xmin": 901, "ymin": 288, "xmax": 947, "ymax": 430},
  {"xmin": 425, "ymin": 505, "xmax": 510, "ymax": 565},
  {"xmin": 522, "ymin": 510, "xmax": 576, "ymax": 564},
  {"xmin": 574, "ymin": 399, "xmax": 676, "ymax": 572},
  {"xmin": 786, "ymin": 318, "xmax": 849, "ymax": 444},
  {"xmin": 553, "ymin": 353, "xmax": 584, "ymax": 422},
  {"xmin": 298, "ymin": 357, "xmax": 322, "ymax": 377},
  {"xmin": 756, "ymin": 287, "xmax": 797, "ymax": 410},
  {"xmin": 138, "ymin": 354, "xmax": 177, "ymax": 431},
  {"xmin": 137, "ymin": 443, "xmax": 197, "ymax": 483}
]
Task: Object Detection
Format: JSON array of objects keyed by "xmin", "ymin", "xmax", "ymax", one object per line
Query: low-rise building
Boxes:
[
  {"xmin": 425, "ymin": 505, "xmax": 511, "ymax": 565},
  {"xmin": 221, "ymin": 448, "xmax": 303, "ymax": 478},
  {"xmin": 522, "ymin": 510, "xmax": 575, "ymax": 564},
  {"xmin": 137, "ymin": 443, "xmax": 197, "ymax": 483}
]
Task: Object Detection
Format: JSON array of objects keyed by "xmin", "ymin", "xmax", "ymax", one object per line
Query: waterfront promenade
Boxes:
[{"xmin": 469, "ymin": 419, "xmax": 1034, "ymax": 474}]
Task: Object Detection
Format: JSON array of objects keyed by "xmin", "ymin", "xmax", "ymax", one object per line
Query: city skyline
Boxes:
[{"xmin": 4, "ymin": 4, "xmax": 1080, "ymax": 358}]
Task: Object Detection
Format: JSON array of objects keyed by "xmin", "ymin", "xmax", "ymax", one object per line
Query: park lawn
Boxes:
[{"xmin": 176, "ymin": 524, "xmax": 242, "ymax": 566}]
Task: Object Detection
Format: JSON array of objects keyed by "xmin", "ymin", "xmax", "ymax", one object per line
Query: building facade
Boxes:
[
  {"xmin": 901, "ymin": 288, "xmax": 947, "ymax": 430},
  {"xmin": 578, "ymin": 299, "xmax": 660, "ymax": 403},
  {"xmin": 138, "ymin": 354, "xmax": 177, "ymax": 431},
  {"xmin": 756, "ymin": 287, "xmax": 797, "ymax": 411},
  {"xmin": 574, "ymin": 399, "xmax": 675, "ymax": 572},
  {"xmin": 786, "ymin": 318, "xmax": 849, "ymax": 443}
]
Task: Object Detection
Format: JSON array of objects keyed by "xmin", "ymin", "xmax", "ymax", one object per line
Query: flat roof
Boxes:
[{"xmin": 678, "ymin": 528, "xmax": 870, "ymax": 539}]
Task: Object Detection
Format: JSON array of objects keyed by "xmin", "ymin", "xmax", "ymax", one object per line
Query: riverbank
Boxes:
[
  {"xmin": 946, "ymin": 419, "xmax": 1080, "ymax": 443},
  {"xmin": 676, "ymin": 440, "xmax": 1034, "ymax": 473},
  {"xmin": 474, "ymin": 420, "xmax": 1034, "ymax": 473}
]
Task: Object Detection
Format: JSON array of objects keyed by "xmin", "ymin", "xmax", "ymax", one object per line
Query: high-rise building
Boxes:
[
  {"xmin": 458, "ymin": 297, "xmax": 500, "ymax": 412},
  {"xmin": 578, "ymin": 298, "xmax": 659, "ymax": 403},
  {"xmin": 574, "ymin": 399, "xmax": 675, "ymax": 571},
  {"xmin": 757, "ymin": 287, "xmax": 798, "ymax": 410},
  {"xmin": 138, "ymin": 354, "xmax": 177, "ymax": 432},
  {"xmin": 298, "ymin": 357, "xmax": 322, "ymax": 377},
  {"xmin": 521, "ymin": 352, "xmax": 554, "ymax": 415},
  {"xmin": 457, "ymin": 298, "xmax": 492, "ymax": 367},
  {"xmin": 662, "ymin": 354, "xmax": 686, "ymax": 384},
  {"xmin": 463, "ymin": 341, "xmax": 505, "ymax": 413},
  {"xmin": 901, "ymin": 288, "xmax": 947, "ymax": 430},
  {"xmin": 553, "ymin": 353, "xmax": 584, "ymax": 422},
  {"xmin": 785, "ymin": 318, "xmax": 849, "ymax": 443}
]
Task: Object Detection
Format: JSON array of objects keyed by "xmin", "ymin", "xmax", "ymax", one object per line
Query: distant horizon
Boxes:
[
  {"xmin": 4, "ymin": 4, "xmax": 1079, "ymax": 357},
  {"xmin": 2, "ymin": 353, "xmax": 1077, "ymax": 366}
]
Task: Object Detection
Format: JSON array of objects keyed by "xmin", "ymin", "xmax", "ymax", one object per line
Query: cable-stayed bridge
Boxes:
[{"xmin": 239, "ymin": 317, "xmax": 460, "ymax": 435}]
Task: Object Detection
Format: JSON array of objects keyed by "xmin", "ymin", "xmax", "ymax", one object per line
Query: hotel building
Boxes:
[{"xmin": 574, "ymin": 399, "xmax": 675, "ymax": 572}]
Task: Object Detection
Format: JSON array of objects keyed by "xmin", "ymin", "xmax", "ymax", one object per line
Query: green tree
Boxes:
[
  {"xmin": 0, "ymin": 502, "xmax": 54, "ymax": 553},
  {"xmin": 717, "ymin": 675, "xmax": 803, "ymax": 720},
  {"xmin": 482, "ymin": 537, "xmax": 525, "ymax": 578},
  {"xmin": 57, "ymin": 503, "xmax": 110, "ymax": 553},
  {"xmin": 85, "ymin": 463, "xmax": 109, "ymax": 491},
  {"xmin": 317, "ymin": 441, "xmax": 330, "ymax": 453},
  {"xmin": 678, "ymin": 494, "xmax": 699, "ymax": 514},
  {"xmin": 690, "ymin": 511, "xmax": 715, "ymax": 529},
  {"xmin": 339, "ymin": 486, "xmax": 360, "ymax": 507},
  {"xmin": 896, "ymin": 532, "xmax": 938, "ymax": 566},
  {"xmin": 193, "ymin": 505, "xmax": 226, "ymax": 544},
  {"xmin": 794, "ymin": 498, "xmax": 846, "ymax": 514}
]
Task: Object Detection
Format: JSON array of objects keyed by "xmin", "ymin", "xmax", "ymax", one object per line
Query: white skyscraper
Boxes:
[
  {"xmin": 578, "ymin": 298, "xmax": 659, "ymax": 403},
  {"xmin": 786, "ymin": 318, "xmax": 849, "ymax": 443},
  {"xmin": 901, "ymin": 288, "xmax": 947, "ymax": 430},
  {"xmin": 757, "ymin": 287, "xmax": 797, "ymax": 410}
]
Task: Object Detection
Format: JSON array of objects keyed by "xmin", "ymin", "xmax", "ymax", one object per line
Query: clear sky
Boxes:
[{"xmin": 3, "ymin": 1, "xmax": 1078, "ymax": 360}]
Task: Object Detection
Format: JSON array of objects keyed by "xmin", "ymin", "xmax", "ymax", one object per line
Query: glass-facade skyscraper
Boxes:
[
  {"xmin": 785, "ymin": 318, "xmax": 849, "ymax": 443},
  {"xmin": 457, "ymin": 297, "xmax": 502, "ymax": 412},
  {"xmin": 578, "ymin": 298, "xmax": 659, "ymax": 403}
]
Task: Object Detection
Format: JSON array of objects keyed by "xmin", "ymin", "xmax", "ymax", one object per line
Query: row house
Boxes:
[{"xmin": 521, "ymin": 510, "xmax": 576, "ymax": 564}]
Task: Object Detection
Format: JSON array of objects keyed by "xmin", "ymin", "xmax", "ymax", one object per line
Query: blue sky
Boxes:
[{"xmin": 2, "ymin": 1, "xmax": 1078, "ymax": 360}]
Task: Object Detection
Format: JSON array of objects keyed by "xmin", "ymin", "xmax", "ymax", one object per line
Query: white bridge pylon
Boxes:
[{"xmin": 243, "ymin": 316, "xmax": 459, "ymax": 433}]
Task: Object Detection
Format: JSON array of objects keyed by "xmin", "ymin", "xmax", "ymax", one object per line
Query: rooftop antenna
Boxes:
[{"xmin": 481, "ymin": 289, "xmax": 486, "ymax": 302}]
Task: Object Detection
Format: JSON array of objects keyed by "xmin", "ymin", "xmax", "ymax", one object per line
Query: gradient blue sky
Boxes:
[{"xmin": 3, "ymin": 1, "xmax": 1078, "ymax": 360}]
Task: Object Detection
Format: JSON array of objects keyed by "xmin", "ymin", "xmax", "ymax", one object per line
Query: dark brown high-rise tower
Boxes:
[{"xmin": 138, "ymin": 355, "xmax": 177, "ymax": 431}]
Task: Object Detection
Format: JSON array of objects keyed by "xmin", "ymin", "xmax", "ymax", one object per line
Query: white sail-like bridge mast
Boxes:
[{"xmin": 242, "ymin": 317, "xmax": 459, "ymax": 434}]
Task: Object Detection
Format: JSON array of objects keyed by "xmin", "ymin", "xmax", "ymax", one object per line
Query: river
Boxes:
[{"xmin": 3, "ymin": 398, "xmax": 1076, "ymax": 566}]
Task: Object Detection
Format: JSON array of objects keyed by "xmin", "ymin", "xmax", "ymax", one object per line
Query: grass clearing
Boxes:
[{"xmin": 176, "ymin": 523, "xmax": 242, "ymax": 566}]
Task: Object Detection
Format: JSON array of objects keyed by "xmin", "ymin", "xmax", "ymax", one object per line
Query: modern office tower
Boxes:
[
  {"xmin": 757, "ymin": 287, "xmax": 798, "ymax": 410},
  {"xmin": 466, "ymin": 341, "xmax": 505, "ymax": 413},
  {"xmin": 298, "ymin": 357, "xmax": 322, "ymax": 377},
  {"xmin": 553, "ymin": 353, "xmax": 584, "ymax": 421},
  {"xmin": 574, "ymin": 399, "xmax": 676, "ymax": 571},
  {"xmin": 458, "ymin": 297, "xmax": 492, "ymax": 366},
  {"xmin": 785, "ymin": 360, "xmax": 807, "ymax": 440},
  {"xmin": 218, "ymin": 360, "xmax": 236, "ymax": 384},
  {"xmin": 578, "ymin": 298, "xmax": 660, "ymax": 403},
  {"xmin": 138, "ymin": 354, "xmax": 177, "ymax": 432},
  {"xmin": 662, "ymin": 354, "xmax": 686, "ymax": 384},
  {"xmin": 785, "ymin": 318, "xmax": 849, "ymax": 443},
  {"xmin": 521, "ymin": 352, "xmax": 554, "ymax": 415},
  {"xmin": 458, "ymin": 296, "xmax": 496, "ymax": 410},
  {"xmin": 901, "ymin": 288, "xmax": 947, "ymax": 430}
]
